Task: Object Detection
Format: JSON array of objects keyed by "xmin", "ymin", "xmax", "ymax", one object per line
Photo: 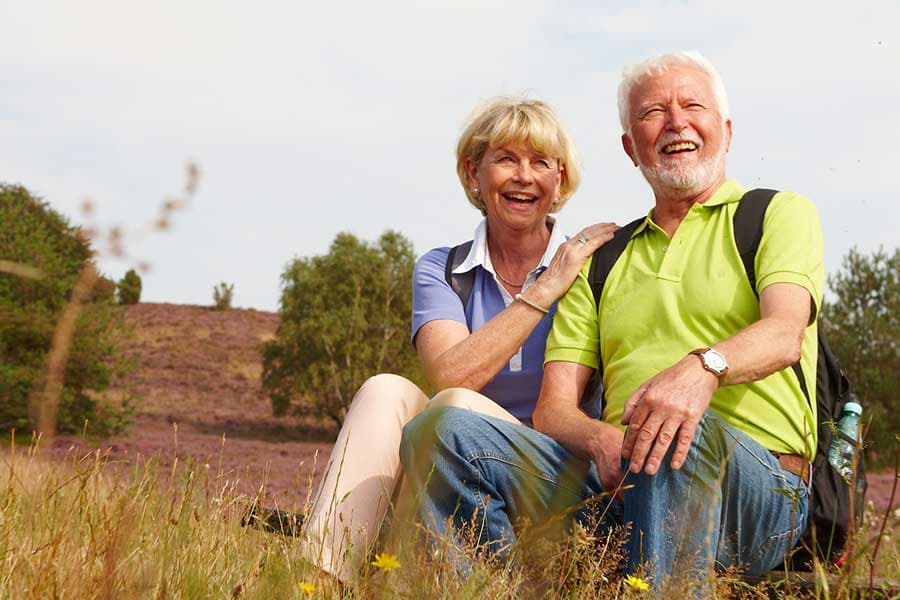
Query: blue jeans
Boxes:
[{"xmin": 399, "ymin": 407, "xmax": 809, "ymax": 588}]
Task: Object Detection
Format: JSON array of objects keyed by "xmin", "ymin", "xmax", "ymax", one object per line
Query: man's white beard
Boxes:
[{"xmin": 636, "ymin": 135, "xmax": 727, "ymax": 197}]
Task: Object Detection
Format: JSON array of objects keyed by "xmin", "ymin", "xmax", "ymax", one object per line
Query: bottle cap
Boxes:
[{"xmin": 843, "ymin": 401, "xmax": 862, "ymax": 416}]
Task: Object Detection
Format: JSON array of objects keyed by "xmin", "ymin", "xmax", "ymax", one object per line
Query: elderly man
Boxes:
[{"xmin": 400, "ymin": 51, "xmax": 822, "ymax": 587}]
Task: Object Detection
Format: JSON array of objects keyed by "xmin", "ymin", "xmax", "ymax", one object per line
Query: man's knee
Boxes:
[
  {"xmin": 400, "ymin": 406, "xmax": 483, "ymax": 470},
  {"xmin": 691, "ymin": 411, "xmax": 739, "ymax": 466},
  {"xmin": 623, "ymin": 412, "xmax": 733, "ymax": 487},
  {"xmin": 667, "ymin": 411, "xmax": 733, "ymax": 466}
]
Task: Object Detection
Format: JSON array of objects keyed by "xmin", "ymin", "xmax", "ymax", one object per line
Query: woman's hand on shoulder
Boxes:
[{"xmin": 529, "ymin": 222, "xmax": 620, "ymax": 306}]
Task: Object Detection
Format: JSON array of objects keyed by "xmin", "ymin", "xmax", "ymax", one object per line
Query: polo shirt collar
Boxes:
[
  {"xmin": 699, "ymin": 178, "xmax": 745, "ymax": 207},
  {"xmin": 630, "ymin": 178, "xmax": 746, "ymax": 238},
  {"xmin": 451, "ymin": 216, "xmax": 565, "ymax": 276}
]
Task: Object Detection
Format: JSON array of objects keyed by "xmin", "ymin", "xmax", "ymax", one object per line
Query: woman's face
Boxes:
[{"xmin": 466, "ymin": 143, "xmax": 563, "ymax": 232}]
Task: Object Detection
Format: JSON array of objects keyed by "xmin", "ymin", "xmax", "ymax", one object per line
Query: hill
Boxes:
[{"xmin": 49, "ymin": 303, "xmax": 335, "ymax": 508}]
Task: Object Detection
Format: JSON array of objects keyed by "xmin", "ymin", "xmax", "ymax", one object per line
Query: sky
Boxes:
[{"xmin": 2, "ymin": 1, "xmax": 898, "ymax": 311}]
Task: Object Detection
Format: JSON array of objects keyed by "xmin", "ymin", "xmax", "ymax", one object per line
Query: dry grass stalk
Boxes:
[
  {"xmin": 28, "ymin": 262, "xmax": 100, "ymax": 443},
  {"xmin": 0, "ymin": 260, "xmax": 45, "ymax": 280}
]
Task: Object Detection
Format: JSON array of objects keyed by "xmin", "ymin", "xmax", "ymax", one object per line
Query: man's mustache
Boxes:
[{"xmin": 655, "ymin": 131, "xmax": 702, "ymax": 153}]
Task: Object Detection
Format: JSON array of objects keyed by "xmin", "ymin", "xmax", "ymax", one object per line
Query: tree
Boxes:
[
  {"xmin": 212, "ymin": 282, "xmax": 234, "ymax": 310},
  {"xmin": 0, "ymin": 184, "xmax": 135, "ymax": 435},
  {"xmin": 821, "ymin": 247, "xmax": 899, "ymax": 462},
  {"xmin": 118, "ymin": 268, "xmax": 142, "ymax": 304},
  {"xmin": 262, "ymin": 231, "xmax": 424, "ymax": 428}
]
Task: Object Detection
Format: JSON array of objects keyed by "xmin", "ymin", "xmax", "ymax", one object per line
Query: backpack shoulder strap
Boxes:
[
  {"xmin": 732, "ymin": 188, "xmax": 777, "ymax": 295},
  {"xmin": 588, "ymin": 216, "xmax": 645, "ymax": 307},
  {"xmin": 583, "ymin": 215, "xmax": 643, "ymax": 393},
  {"xmin": 732, "ymin": 188, "xmax": 811, "ymax": 405},
  {"xmin": 445, "ymin": 241, "xmax": 475, "ymax": 307}
]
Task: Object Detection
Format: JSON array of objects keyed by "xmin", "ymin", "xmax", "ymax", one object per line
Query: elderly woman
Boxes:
[{"xmin": 299, "ymin": 97, "xmax": 617, "ymax": 582}]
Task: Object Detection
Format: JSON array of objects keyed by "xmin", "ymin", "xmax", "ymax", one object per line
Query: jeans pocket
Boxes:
[{"xmin": 744, "ymin": 523, "xmax": 803, "ymax": 574}]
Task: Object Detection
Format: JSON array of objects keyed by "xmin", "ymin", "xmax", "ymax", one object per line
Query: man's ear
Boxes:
[
  {"xmin": 724, "ymin": 118, "xmax": 733, "ymax": 152},
  {"xmin": 621, "ymin": 132, "xmax": 638, "ymax": 167}
]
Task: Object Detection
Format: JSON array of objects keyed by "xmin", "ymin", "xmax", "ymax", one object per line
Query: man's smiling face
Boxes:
[{"xmin": 622, "ymin": 65, "xmax": 732, "ymax": 199}]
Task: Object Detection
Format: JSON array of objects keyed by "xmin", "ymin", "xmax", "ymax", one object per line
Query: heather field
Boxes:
[{"xmin": 3, "ymin": 303, "xmax": 899, "ymax": 598}]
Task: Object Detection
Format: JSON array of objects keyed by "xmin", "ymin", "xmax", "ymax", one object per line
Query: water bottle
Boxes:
[{"xmin": 828, "ymin": 401, "xmax": 862, "ymax": 484}]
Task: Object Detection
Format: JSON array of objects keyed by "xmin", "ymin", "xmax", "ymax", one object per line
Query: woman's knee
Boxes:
[
  {"xmin": 358, "ymin": 373, "xmax": 421, "ymax": 397},
  {"xmin": 347, "ymin": 373, "xmax": 428, "ymax": 417},
  {"xmin": 428, "ymin": 387, "xmax": 482, "ymax": 409},
  {"xmin": 428, "ymin": 388, "xmax": 519, "ymax": 425}
]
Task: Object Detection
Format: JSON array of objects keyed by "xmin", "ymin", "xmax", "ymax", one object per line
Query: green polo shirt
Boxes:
[{"xmin": 545, "ymin": 179, "xmax": 824, "ymax": 459}]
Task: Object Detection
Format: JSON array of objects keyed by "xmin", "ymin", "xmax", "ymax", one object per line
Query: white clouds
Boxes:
[
  {"xmin": 2, "ymin": 1, "xmax": 248, "ymax": 68},
  {"xmin": 1, "ymin": 1, "xmax": 897, "ymax": 309}
]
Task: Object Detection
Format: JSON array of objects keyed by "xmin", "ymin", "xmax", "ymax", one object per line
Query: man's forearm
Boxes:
[
  {"xmin": 713, "ymin": 317, "xmax": 804, "ymax": 386},
  {"xmin": 712, "ymin": 283, "xmax": 810, "ymax": 386},
  {"xmin": 534, "ymin": 361, "xmax": 625, "ymax": 488},
  {"xmin": 535, "ymin": 398, "xmax": 626, "ymax": 491}
]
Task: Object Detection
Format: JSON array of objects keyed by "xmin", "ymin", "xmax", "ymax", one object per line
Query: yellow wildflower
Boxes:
[
  {"xmin": 371, "ymin": 552, "xmax": 401, "ymax": 572},
  {"xmin": 623, "ymin": 574, "xmax": 650, "ymax": 592},
  {"xmin": 297, "ymin": 581, "xmax": 316, "ymax": 595}
]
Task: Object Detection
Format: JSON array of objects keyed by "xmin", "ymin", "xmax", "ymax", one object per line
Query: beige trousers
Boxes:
[{"xmin": 300, "ymin": 373, "xmax": 519, "ymax": 582}]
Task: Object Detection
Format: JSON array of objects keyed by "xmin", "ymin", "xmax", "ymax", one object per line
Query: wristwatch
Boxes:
[{"xmin": 690, "ymin": 347, "xmax": 729, "ymax": 380}]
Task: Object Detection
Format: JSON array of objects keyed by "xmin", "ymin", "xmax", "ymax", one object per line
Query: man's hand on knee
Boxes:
[{"xmin": 620, "ymin": 355, "xmax": 719, "ymax": 475}]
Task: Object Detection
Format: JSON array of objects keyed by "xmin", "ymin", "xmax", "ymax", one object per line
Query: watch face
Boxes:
[{"xmin": 704, "ymin": 350, "xmax": 727, "ymax": 373}]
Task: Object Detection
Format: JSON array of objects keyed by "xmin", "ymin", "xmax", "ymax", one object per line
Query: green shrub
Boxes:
[
  {"xmin": 262, "ymin": 231, "xmax": 425, "ymax": 427},
  {"xmin": 212, "ymin": 282, "xmax": 234, "ymax": 310},
  {"xmin": 821, "ymin": 246, "xmax": 899, "ymax": 465},
  {"xmin": 0, "ymin": 184, "xmax": 135, "ymax": 435},
  {"xmin": 117, "ymin": 268, "xmax": 142, "ymax": 305}
]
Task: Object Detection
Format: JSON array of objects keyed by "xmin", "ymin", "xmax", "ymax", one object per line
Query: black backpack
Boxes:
[{"xmin": 587, "ymin": 189, "xmax": 866, "ymax": 567}]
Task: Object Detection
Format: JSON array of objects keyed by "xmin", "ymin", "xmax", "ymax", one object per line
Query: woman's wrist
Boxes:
[
  {"xmin": 514, "ymin": 293, "xmax": 550, "ymax": 315},
  {"xmin": 521, "ymin": 281, "xmax": 557, "ymax": 309}
]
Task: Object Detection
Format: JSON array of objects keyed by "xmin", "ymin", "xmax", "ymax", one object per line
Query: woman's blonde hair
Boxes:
[{"xmin": 456, "ymin": 97, "xmax": 581, "ymax": 214}]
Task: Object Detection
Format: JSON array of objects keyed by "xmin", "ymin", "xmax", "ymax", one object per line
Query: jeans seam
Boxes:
[
  {"xmin": 715, "ymin": 423, "xmax": 809, "ymax": 569},
  {"xmin": 674, "ymin": 435, "xmax": 703, "ymax": 563},
  {"xmin": 745, "ymin": 522, "xmax": 803, "ymax": 567},
  {"xmin": 721, "ymin": 428, "xmax": 809, "ymax": 493},
  {"xmin": 465, "ymin": 451, "xmax": 585, "ymax": 496}
]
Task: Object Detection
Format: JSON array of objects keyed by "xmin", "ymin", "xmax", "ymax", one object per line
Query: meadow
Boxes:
[{"xmin": 2, "ymin": 427, "xmax": 899, "ymax": 599}]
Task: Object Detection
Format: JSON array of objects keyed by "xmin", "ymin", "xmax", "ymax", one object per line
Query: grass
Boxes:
[
  {"xmin": 2, "ymin": 436, "xmax": 898, "ymax": 600},
  {"xmin": 0, "ymin": 438, "xmax": 544, "ymax": 599},
  {"xmin": 2, "ymin": 441, "xmax": 318, "ymax": 599}
]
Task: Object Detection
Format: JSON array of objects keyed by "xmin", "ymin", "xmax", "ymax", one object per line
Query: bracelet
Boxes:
[{"xmin": 514, "ymin": 293, "xmax": 550, "ymax": 315}]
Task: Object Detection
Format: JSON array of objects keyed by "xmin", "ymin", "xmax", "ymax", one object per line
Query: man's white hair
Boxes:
[{"xmin": 617, "ymin": 51, "xmax": 729, "ymax": 132}]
